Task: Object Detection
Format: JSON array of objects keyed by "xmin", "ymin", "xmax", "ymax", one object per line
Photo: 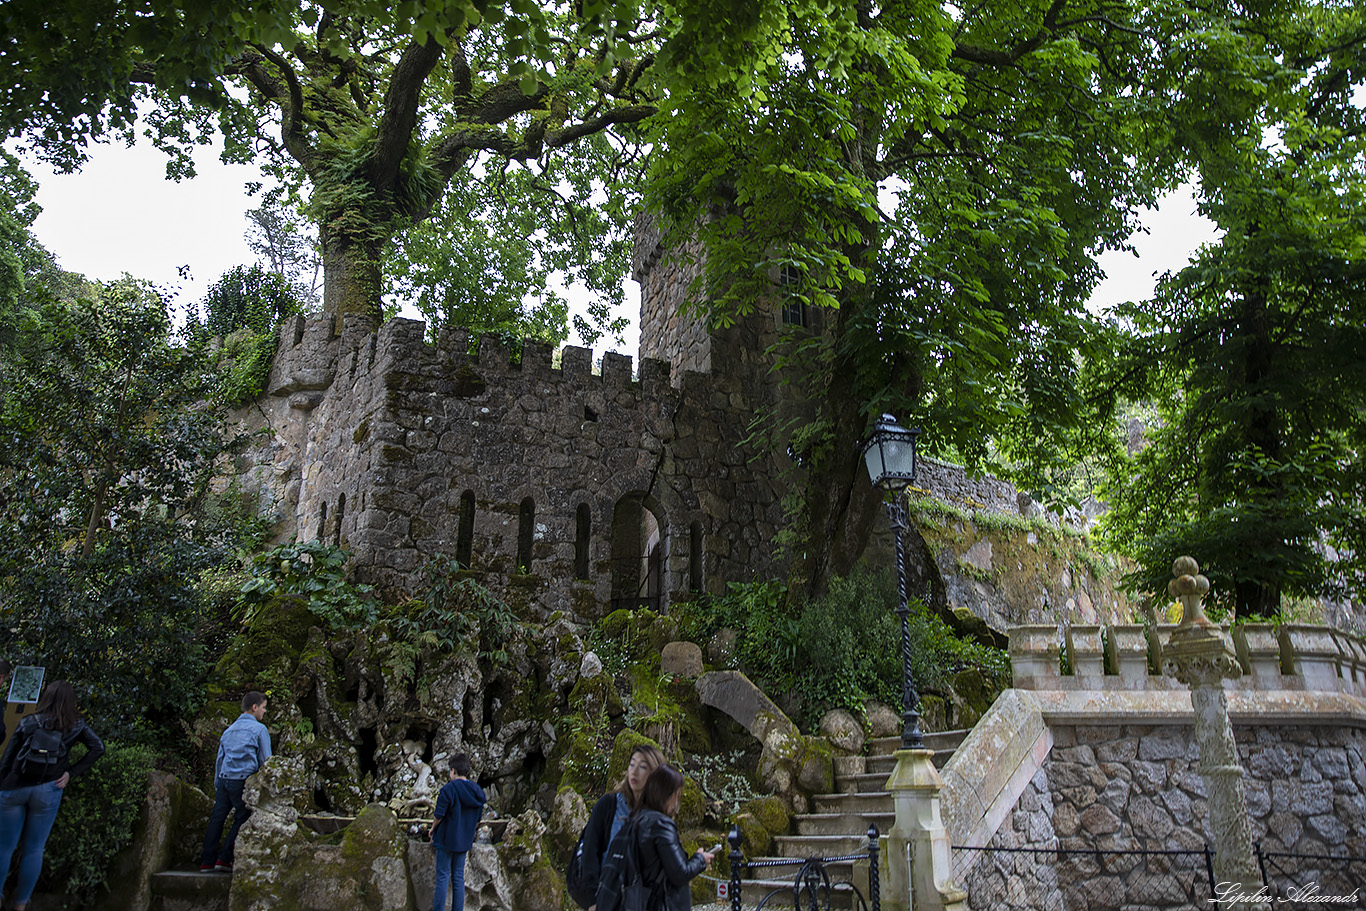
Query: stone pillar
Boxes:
[
  {"xmin": 884, "ymin": 749, "xmax": 968, "ymax": 911},
  {"xmin": 1160, "ymin": 557, "xmax": 1262, "ymax": 909}
]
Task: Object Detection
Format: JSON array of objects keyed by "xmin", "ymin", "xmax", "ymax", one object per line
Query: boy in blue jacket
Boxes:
[{"xmin": 429, "ymin": 752, "xmax": 486, "ymax": 911}]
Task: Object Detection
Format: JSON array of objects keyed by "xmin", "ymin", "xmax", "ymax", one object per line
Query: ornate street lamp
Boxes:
[{"xmin": 861, "ymin": 414, "xmax": 924, "ymax": 750}]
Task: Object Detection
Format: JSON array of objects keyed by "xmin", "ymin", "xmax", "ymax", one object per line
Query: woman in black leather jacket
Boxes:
[{"xmin": 631, "ymin": 765, "xmax": 714, "ymax": 911}]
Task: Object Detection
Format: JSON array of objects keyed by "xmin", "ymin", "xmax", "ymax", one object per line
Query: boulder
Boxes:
[
  {"xmin": 696, "ymin": 671, "xmax": 797, "ymax": 739},
  {"xmin": 817, "ymin": 709, "xmax": 865, "ymax": 754},
  {"xmin": 865, "ymin": 702, "xmax": 901, "ymax": 738},
  {"xmin": 661, "ymin": 641, "xmax": 704, "ymax": 678}
]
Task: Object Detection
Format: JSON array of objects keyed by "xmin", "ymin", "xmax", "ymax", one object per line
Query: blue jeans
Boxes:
[
  {"xmin": 433, "ymin": 848, "xmax": 467, "ymax": 911},
  {"xmin": 0, "ymin": 781, "xmax": 65, "ymax": 905},
  {"xmin": 200, "ymin": 778, "xmax": 250, "ymax": 866}
]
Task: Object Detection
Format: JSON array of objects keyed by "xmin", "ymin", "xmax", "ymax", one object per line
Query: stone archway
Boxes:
[{"xmin": 610, "ymin": 493, "xmax": 667, "ymax": 612}]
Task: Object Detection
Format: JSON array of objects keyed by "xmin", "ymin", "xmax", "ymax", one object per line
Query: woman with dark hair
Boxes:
[
  {"xmin": 598, "ymin": 764, "xmax": 714, "ymax": 911},
  {"xmin": 570, "ymin": 744, "xmax": 666, "ymax": 909},
  {"xmin": 0, "ymin": 681, "xmax": 104, "ymax": 911}
]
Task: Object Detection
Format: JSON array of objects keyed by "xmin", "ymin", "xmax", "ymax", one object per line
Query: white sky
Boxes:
[{"xmin": 15, "ymin": 133, "xmax": 1216, "ymax": 356}]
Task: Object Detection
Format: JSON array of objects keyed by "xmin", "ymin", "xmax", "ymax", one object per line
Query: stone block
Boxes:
[
  {"xmin": 1067, "ymin": 625, "xmax": 1105, "ymax": 679},
  {"xmin": 1279, "ymin": 625, "xmax": 1344, "ymax": 691},
  {"xmin": 1235, "ymin": 623, "xmax": 1285, "ymax": 681},
  {"xmin": 694, "ymin": 670, "xmax": 797, "ymax": 738},
  {"xmin": 1106, "ymin": 625, "xmax": 1150, "ymax": 686},
  {"xmin": 1009, "ymin": 625, "xmax": 1062, "ymax": 687},
  {"xmin": 661, "ymin": 640, "xmax": 703, "ymax": 678}
]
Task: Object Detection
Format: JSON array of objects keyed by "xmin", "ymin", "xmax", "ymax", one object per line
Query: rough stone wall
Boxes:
[
  {"xmin": 634, "ymin": 214, "xmax": 714, "ymax": 380},
  {"xmin": 232, "ymin": 314, "xmax": 790, "ymax": 616},
  {"xmin": 961, "ymin": 723, "xmax": 1366, "ymax": 909}
]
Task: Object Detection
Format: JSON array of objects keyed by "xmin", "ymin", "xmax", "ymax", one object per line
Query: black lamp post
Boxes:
[{"xmin": 860, "ymin": 414, "xmax": 925, "ymax": 751}]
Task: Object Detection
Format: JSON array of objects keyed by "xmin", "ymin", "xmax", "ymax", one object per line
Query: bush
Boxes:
[
  {"xmin": 42, "ymin": 741, "xmax": 158, "ymax": 904},
  {"xmin": 676, "ymin": 569, "xmax": 1010, "ymax": 728}
]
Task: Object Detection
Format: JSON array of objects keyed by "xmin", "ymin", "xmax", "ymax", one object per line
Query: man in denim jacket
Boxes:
[{"xmin": 200, "ymin": 691, "xmax": 272, "ymax": 872}]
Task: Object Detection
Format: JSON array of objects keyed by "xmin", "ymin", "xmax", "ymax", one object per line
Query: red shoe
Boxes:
[
  {"xmin": 214, "ymin": 862, "xmax": 233, "ymax": 872},
  {"xmin": 200, "ymin": 864, "xmax": 215, "ymax": 872}
]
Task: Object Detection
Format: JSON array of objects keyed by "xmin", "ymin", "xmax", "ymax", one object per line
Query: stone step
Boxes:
[
  {"xmin": 794, "ymin": 811, "xmax": 894, "ymax": 837},
  {"xmin": 812, "ymin": 791, "xmax": 892, "ymax": 816},
  {"xmin": 837, "ymin": 771, "xmax": 898, "ymax": 794},
  {"xmin": 771, "ymin": 833, "xmax": 875, "ymax": 859},
  {"xmin": 149, "ymin": 869, "xmax": 231, "ymax": 911},
  {"xmin": 867, "ymin": 729, "xmax": 970, "ymax": 757}
]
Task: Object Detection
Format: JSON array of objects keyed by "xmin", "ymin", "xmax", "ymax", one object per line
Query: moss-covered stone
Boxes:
[
  {"xmin": 212, "ymin": 595, "xmax": 318, "ymax": 698},
  {"xmin": 733, "ymin": 811, "xmax": 770, "ymax": 857},
  {"xmin": 950, "ymin": 666, "xmax": 992, "ymax": 728},
  {"xmin": 919, "ymin": 694, "xmax": 948, "ymax": 733},
  {"xmin": 512, "ymin": 853, "xmax": 563, "ymax": 911},
  {"xmin": 569, "ymin": 673, "xmax": 623, "ymax": 719},
  {"xmin": 796, "ymin": 738, "xmax": 833, "ymax": 794},
  {"xmin": 744, "ymin": 796, "xmax": 789, "ymax": 837},
  {"xmin": 677, "ymin": 776, "xmax": 705, "ymax": 829}
]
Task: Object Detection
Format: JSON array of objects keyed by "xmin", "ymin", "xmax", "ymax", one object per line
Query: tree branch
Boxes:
[
  {"xmin": 369, "ymin": 37, "xmax": 446, "ymax": 191},
  {"xmin": 248, "ymin": 45, "xmax": 317, "ymax": 171}
]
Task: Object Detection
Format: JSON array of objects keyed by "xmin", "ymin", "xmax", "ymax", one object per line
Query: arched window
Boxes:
[
  {"xmin": 456, "ymin": 490, "xmax": 475, "ymax": 568},
  {"xmin": 334, "ymin": 493, "xmax": 346, "ymax": 548},
  {"xmin": 517, "ymin": 497, "xmax": 535, "ymax": 573},
  {"xmin": 575, "ymin": 504, "xmax": 591, "ymax": 580},
  {"xmin": 689, "ymin": 521, "xmax": 703, "ymax": 592},
  {"xmin": 316, "ymin": 501, "xmax": 327, "ymax": 542}
]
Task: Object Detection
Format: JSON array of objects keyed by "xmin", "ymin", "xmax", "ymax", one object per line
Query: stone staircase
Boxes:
[{"xmin": 734, "ymin": 730, "xmax": 970, "ymax": 902}]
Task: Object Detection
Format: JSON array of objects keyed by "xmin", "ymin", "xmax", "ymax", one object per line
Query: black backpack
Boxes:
[
  {"xmin": 16, "ymin": 717, "xmax": 72, "ymax": 779},
  {"xmin": 595, "ymin": 817, "xmax": 660, "ymax": 911},
  {"xmin": 565, "ymin": 827, "xmax": 595, "ymax": 909}
]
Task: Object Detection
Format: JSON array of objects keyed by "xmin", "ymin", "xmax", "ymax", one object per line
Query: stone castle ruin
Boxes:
[{"xmin": 230, "ymin": 216, "xmax": 1129, "ymax": 630}]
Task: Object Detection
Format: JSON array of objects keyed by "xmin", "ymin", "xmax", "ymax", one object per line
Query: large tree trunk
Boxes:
[
  {"xmin": 321, "ymin": 225, "xmax": 387, "ymax": 322},
  {"xmin": 1236, "ymin": 280, "xmax": 1283, "ymax": 618}
]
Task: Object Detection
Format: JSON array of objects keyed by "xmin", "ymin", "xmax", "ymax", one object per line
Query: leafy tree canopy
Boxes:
[
  {"xmin": 201, "ymin": 263, "xmax": 305, "ymax": 336},
  {"xmin": 0, "ymin": 0, "xmax": 757, "ymax": 326},
  {"xmin": 644, "ymin": 0, "xmax": 1366, "ymax": 596},
  {"xmin": 1095, "ymin": 2, "xmax": 1366, "ymax": 614},
  {"xmin": 0, "ymin": 265, "xmax": 244, "ymax": 741}
]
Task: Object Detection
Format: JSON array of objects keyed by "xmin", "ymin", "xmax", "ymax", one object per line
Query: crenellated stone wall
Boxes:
[{"xmin": 229, "ymin": 314, "xmax": 794, "ymax": 614}]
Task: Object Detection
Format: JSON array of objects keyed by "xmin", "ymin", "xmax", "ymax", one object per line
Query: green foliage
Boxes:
[
  {"xmin": 1094, "ymin": 2, "xmax": 1366, "ymax": 615},
  {"xmin": 241, "ymin": 540, "xmax": 378, "ymax": 631},
  {"xmin": 215, "ymin": 326, "xmax": 280, "ymax": 407},
  {"xmin": 383, "ymin": 554, "xmax": 520, "ymax": 664},
  {"xmin": 200, "ymin": 264, "xmax": 302, "ymax": 336},
  {"xmin": 0, "ymin": 276, "xmax": 242, "ymax": 745},
  {"xmin": 675, "ymin": 570, "xmax": 1009, "ymax": 727},
  {"xmin": 0, "ymin": 532, "xmax": 221, "ymax": 744},
  {"xmin": 43, "ymin": 741, "xmax": 157, "ymax": 904}
]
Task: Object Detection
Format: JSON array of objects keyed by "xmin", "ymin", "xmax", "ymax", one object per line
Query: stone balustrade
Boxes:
[{"xmin": 1009, "ymin": 622, "xmax": 1366, "ymax": 695}]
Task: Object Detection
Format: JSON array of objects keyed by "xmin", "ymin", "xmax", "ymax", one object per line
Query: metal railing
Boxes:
[
  {"xmin": 727, "ymin": 825, "xmax": 881, "ymax": 911},
  {"xmin": 1256, "ymin": 842, "xmax": 1366, "ymax": 906},
  {"xmin": 953, "ymin": 842, "xmax": 1217, "ymax": 910}
]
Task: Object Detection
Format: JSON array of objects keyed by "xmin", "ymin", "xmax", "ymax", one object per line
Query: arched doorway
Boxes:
[{"xmin": 611, "ymin": 494, "xmax": 665, "ymax": 611}]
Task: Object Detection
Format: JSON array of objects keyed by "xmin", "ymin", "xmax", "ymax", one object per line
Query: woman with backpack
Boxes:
[
  {"xmin": 568, "ymin": 744, "xmax": 665, "ymax": 909},
  {"xmin": 596, "ymin": 764, "xmax": 714, "ymax": 911},
  {"xmin": 0, "ymin": 680, "xmax": 105, "ymax": 911}
]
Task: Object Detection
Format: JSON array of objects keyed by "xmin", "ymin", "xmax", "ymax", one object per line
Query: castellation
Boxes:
[{"xmin": 238, "ymin": 309, "xmax": 794, "ymax": 617}]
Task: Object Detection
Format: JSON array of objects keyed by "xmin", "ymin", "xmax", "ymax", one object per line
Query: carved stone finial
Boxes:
[
  {"xmin": 1162, "ymin": 556, "xmax": 1241, "ymax": 686},
  {"xmin": 1168, "ymin": 556, "xmax": 1213, "ymax": 629}
]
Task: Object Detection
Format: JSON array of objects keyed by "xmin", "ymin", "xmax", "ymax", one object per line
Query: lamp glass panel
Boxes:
[
  {"xmin": 863, "ymin": 441, "xmax": 886, "ymax": 486},
  {"xmin": 882, "ymin": 436, "xmax": 915, "ymax": 478}
]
